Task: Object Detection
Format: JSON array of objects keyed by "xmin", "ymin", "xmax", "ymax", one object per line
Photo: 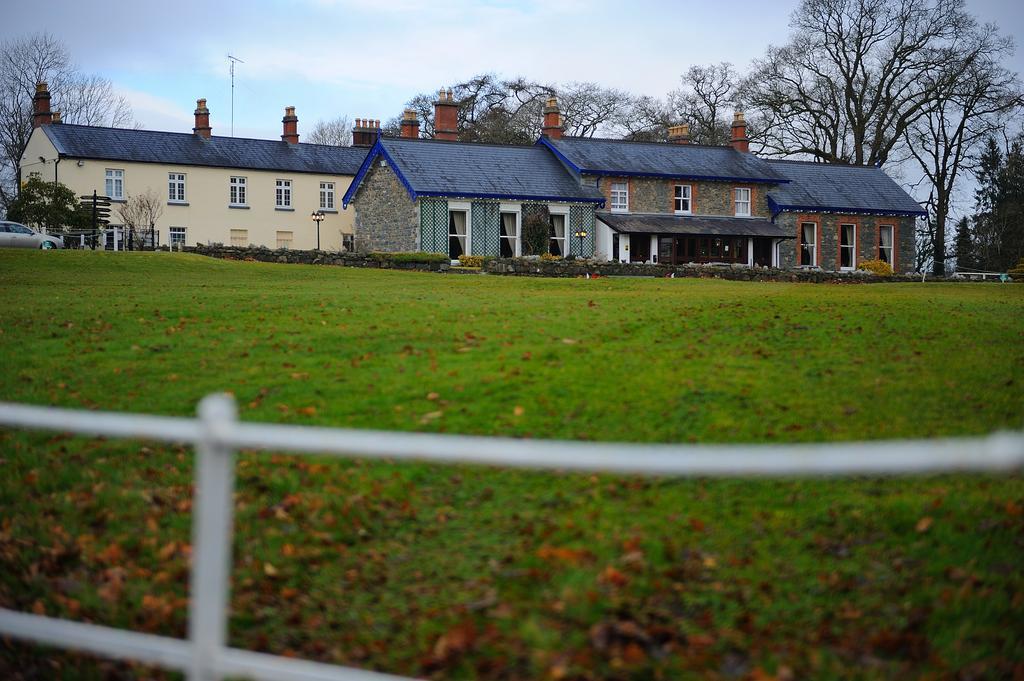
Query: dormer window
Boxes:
[{"xmin": 610, "ymin": 182, "xmax": 628, "ymax": 212}]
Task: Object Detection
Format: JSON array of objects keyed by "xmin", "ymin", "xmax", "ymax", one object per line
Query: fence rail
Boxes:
[{"xmin": 0, "ymin": 395, "xmax": 1021, "ymax": 681}]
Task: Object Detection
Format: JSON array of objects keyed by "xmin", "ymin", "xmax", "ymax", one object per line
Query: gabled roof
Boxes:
[
  {"xmin": 41, "ymin": 124, "xmax": 368, "ymax": 176},
  {"xmin": 597, "ymin": 212, "xmax": 791, "ymax": 237},
  {"xmin": 539, "ymin": 136, "xmax": 788, "ymax": 184},
  {"xmin": 765, "ymin": 160, "xmax": 926, "ymax": 217},
  {"xmin": 343, "ymin": 137, "xmax": 605, "ymax": 207}
]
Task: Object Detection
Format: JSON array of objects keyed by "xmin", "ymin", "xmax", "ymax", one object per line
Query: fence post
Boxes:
[{"xmin": 187, "ymin": 394, "xmax": 238, "ymax": 681}]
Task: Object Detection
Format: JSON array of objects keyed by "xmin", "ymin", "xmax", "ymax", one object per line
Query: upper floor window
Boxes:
[
  {"xmin": 734, "ymin": 187, "xmax": 751, "ymax": 216},
  {"xmin": 610, "ymin": 182, "xmax": 628, "ymax": 212},
  {"xmin": 105, "ymin": 169, "xmax": 124, "ymax": 200},
  {"xmin": 229, "ymin": 176, "xmax": 247, "ymax": 206},
  {"xmin": 674, "ymin": 185, "xmax": 692, "ymax": 214},
  {"xmin": 320, "ymin": 182, "xmax": 335, "ymax": 210},
  {"xmin": 168, "ymin": 173, "xmax": 186, "ymax": 203},
  {"xmin": 276, "ymin": 179, "xmax": 292, "ymax": 208},
  {"xmin": 878, "ymin": 225, "xmax": 894, "ymax": 265}
]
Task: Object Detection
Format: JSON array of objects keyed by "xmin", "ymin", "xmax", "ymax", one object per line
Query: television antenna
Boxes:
[{"xmin": 228, "ymin": 54, "xmax": 244, "ymax": 137}]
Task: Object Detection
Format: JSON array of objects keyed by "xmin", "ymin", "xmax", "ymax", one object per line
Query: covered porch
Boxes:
[{"xmin": 596, "ymin": 213, "xmax": 792, "ymax": 267}]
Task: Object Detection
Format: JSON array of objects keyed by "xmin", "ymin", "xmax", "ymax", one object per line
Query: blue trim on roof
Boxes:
[
  {"xmin": 536, "ymin": 136, "xmax": 583, "ymax": 173},
  {"xmin": 416, "ymin": 190, "xmax": 605, "ymax": 204},
  {"xmin": 342, "ymin": 139, "xmax": 417, "ymax": 208},
  {"xmin": 768, "ymin": 195, "xmax": 927, "ymax": 218}
]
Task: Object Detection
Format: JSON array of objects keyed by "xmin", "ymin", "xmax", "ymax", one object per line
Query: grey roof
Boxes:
[
  {"xmin": 544, "ymin": 137, "xmax": 788, "ymax": 183},
  {"xmin": 42, "ymin": 124, "xmax": 368, "ymax": 175},
  {"xmin": 765, "ymin": 160, "xmax": 926, "ymax": 216},
  {"xmin": 373, "ymin": 137, "xmax": 604, "ymax": 202},
  {"xmin": 597, "ymin": 212, "xmax": 791, "ymax": 238}
]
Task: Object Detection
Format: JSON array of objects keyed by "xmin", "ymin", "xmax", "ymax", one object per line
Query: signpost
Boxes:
[{"xmin": 79, "ymin": 192, "xmax": 112, "ymax": 249}]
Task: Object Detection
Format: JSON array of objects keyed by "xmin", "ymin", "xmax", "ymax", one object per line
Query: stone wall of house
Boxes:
[
  {"xmin": 586, "ymin": 173, "xmax": 773, "ymax": 217},
  {"xmin": 351, "ymin": 161, "xmax": 419, "ymax": 252},
  {"xmin": 484, "ymin": 257, "xmax": 922, "ymax": 283},
  {"xmin": 776, "ymin": 213, "xmax": 916, "ymax": 274}
]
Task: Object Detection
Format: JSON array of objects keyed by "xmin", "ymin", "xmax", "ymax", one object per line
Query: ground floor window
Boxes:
[
  {"xmin": 549, "ymin": 213, "xmax": 566, "ymax": 256},
  {"xmin": 500, "ymin": 212, "xmax": 519, "ymax": 257},
  {"xmin": 878, "ymin": 225, "xmax": 894, "ymax": 265},
  {"xmin": 840, "ymin": 223, "xmax": 856, "ymax": 269},
  {"xmin": 656, "ymin": 235, "xmax": 747, "ymax": 264},
  {"xmin": 276, "ymin": 230, "xmax": 293, "ymax": 250},
  {"xmin": 230, "ymin": 229, "xmax": 248, "ymax": 247},
  {"xmin": 799, "ymin": 222, "xmax": 817, "ymax": 266},
  {"xmin": 342, "ymin": 234, "xmax": 355, "ymax": 252},
  {"xmin": 449, "ymin": 210, "xmax": 468, "ymax": 258},
  {"xmin": 169, "ymin": 226, "xmax": 186, "ymax": 247}
]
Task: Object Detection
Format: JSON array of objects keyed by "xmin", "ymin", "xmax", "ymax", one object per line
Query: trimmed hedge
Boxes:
[{"xmin": 368, "ymin": 251, "xmax": 450, "ymax": 264}]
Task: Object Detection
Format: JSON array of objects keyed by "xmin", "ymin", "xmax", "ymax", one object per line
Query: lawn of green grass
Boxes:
[{"xmin": 1, "ymin": 251, "xmax": 1022, "ymax": 680}]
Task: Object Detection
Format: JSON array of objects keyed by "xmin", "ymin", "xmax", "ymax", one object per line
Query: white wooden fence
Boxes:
[{"xmin": 0, "ymin": 394, "xmax": 1021, "ymax": 681}]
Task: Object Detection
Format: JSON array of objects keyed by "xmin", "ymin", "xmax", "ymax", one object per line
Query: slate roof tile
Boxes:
[
  {"xmin": 765, "ymin": 160, "xmax": 925, "ymax": 216},
  {"xmin": 43, "ymin": 124, "xmax": 368, "ymax": 175},
  {"xmin": 597, "ymin": 212, "xmax": 791, "ymax": 237}
]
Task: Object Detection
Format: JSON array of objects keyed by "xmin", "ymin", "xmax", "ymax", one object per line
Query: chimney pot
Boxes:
[
  {"xmin": 193, "ymin": 98, "xmax": 212, "ymax": 138},
  {"xmin": 52, "ymin": 111, "xmax": 62, "ymax": 124},
  {"xmin": 281, "ymin": 106, "xmax": 299, "ymax": 144},
  {"xmin": 401, "ymin": 108, "xmax": 420, "ymax": 138},
  {"xmin": 730, "ymin": 110, "xmax": 749, "ymax": 153},
  {"xmin": 32, "ymin": 81, "xmax": 53, "ymax": 128},
  {"xmin": 541, "ymin": 96, "xmax": 563, "ymax": 140}
]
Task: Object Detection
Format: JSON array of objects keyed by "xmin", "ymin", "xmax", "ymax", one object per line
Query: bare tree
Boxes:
[
  {"xmin": 743, "ymin": 0, "xmax": 973, "ymax": 165},
  {"xmin": 0, "ymin": 32, "xmax": 134, "ymax": 215},
  {"xmin": 556, "ymin": 82, "xmax": 632, "ymax": 138},
  {"xmin": 669, "ymin": 63, "xmax": 738, "ymax": 145},
  {"xmin": 617, "ymin": 95, "xmax": 672, "ymax": 142},
  {"xmin": 903, "ymin": 23, "xmax": 1021, "ymax": 275},
  {"xmin": 117, "ymin": 189, "xmax": 163, "ymax": 249},
  {"xmin": 306, "ymin": 115, "xmax": 352, "ymax": 146}
]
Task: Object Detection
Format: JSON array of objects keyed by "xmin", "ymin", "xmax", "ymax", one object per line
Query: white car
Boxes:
[{"xmin": 0, "ymin": 222, "xmax": 64, "ymax": 249}]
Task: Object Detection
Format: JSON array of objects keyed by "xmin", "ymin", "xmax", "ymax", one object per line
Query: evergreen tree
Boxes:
[
  {"xmin": 972, "ymin": 135, "xmax": 1024, "ymax": 271},
  {"xmin": 953, "ymin": 216, "xmax": 976, "ymax": 272},
  {"xmin": 6, "ymin": 177, "xmax": 88, "ymax": 233}
]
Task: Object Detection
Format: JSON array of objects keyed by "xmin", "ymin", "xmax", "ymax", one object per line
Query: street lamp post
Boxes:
[
  {"xmin": 573, "ymin": 228, "xmax": 588, "ymax": 257},
  {"xmin": 311, "ymin": 210, "xmax": 325, "ymax": 250}
]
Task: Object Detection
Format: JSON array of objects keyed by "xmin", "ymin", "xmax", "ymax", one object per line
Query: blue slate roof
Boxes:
[
  {"xmin": 42, "ymin": 124, "xmax": 368, "ymax": 175},
  {"xmin": 540, "ymin": 136, "xmax": 788, "ymax": 184},
  {"xmin": 344, "ymin": 137, "xmax": 605, "ymax": 206},
  {"xmin": 765, "ymin": 160, "xmax": 926, "ymax": 217},
  {"xmin": 597, "ymin": 212, "xmax": 790, "ymax": 237}
]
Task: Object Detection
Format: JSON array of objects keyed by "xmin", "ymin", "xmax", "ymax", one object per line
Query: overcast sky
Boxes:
[{"xmin": 3, "ymin": 0, "xmax": 1021, "ymax": 143}]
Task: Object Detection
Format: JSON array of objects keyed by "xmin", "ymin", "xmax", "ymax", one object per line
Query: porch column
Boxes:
[{"xmin": 747, "ymin": 238, "xmax": 754, "ymax": 267}]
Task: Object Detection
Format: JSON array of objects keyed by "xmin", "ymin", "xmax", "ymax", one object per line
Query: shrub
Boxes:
[
  {"xmin": 457, "ymin": 255, "xmax": 486, "ymax": 268},
  {"xmin": 858, "ymin": 259, "xmax": 894, "ymax": 276},
  {"xmin": 522, "ymin": 213, "xmax": 549, "ymax": 256},
  {"xmin": 540, "ymin": 252, "xmax": 563, "ymax": 262},
  {"xmin": 368, "ymin": 252, "xmax": 449, "ymax": 264},
  {"xmin": 1008, "ymin": 258, "xmax": 1024, "ymax": 281}
]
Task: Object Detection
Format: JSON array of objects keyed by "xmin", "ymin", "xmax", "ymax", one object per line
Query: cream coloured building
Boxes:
[{"xmin": 19, "ymin": 85, "xmax": 369, "ymax": 251}]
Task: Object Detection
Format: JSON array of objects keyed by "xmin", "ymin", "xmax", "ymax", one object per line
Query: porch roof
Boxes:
[{"xmin": 596, "ymin": 212, "xmax": 791, "ymax": 238}]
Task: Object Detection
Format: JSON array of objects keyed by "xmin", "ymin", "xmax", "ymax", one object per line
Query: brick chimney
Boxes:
[
  {"xmin": 400, "ymin": 109, "xmax": 420, "ymax": 139},
  {"xmin": 193, "ymin": 98, "xmax": 212, "ymax": 138},
  {"xmin": 352, "ymin": 118, "xmax": 380, "ymax": 147},
  {"xmin": 731, "ymin": 111, "xmax": 749, "ymax": 153},
  {"xmin": 281, "ymin": 106, "xmax": 299, "ymax": 144},
  {"xmin": 668, "ymin": 123, "xmax": 690, "ymax": 145},
  {"xmin": 32, "ymin": 82, "xmax": 52, "ymax": 128},
  {"xmin": 542, "ymin": 97, "xmax": 563, "ymax": 139},
  {"xmin": 433, "ymin": 88, "xmax": 458, "ymax": 141}
]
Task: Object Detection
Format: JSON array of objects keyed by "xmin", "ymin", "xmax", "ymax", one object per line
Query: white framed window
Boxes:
[
  {"xmin": 548, "ymin": 211, "xmax": 568, "ymax": 256},
  {"xmin": 878, "ymin": 225, "xmax": 894, "ymax": 265},
  {"xmin": 448, "ymin": 209, "xmax": 469, "ymax": 259},
  {"xmin": 734, "ymin": 187, "xmax": 751, "ymax": 217},
  {"xmin": 799, "ymin": 222, "xmax": 817, "ymax": 267},
  {"xmin": 319, "ymin": 182, "xmax": 335, "ymax": 210},
  {"xmin": 229, "ymin": 177, "xmax": 247, "ymax": 206},
  {"xmin": 105, "ymin": 169, "xmax": 124, "ymax": 200},
  {"xmin": 342, "ymin": 234, "xmax": 355, "ymax": 252},
  {"xmin": 610, "ymin": 182, "xmax": 628, "ymax": 212},
  {"xmin": 168, "ymin": 173, "xmax": 186, "ymax": 203},
  {"xmin": 169, "ymin": 226, "xmax": 186, "ymax": 246},
  {"xmin": 276, "ymin": 230, "xmax": 293, "ymax": 249},
  {"xmin": 276, "ymin": 179, "xmax": 292, "ymax": 208},
  {"xmin": 839, "ymin": 223, "xmax": 857, "ymax": 270},
  {"xmin": 230, "ymin": 229, "xmax": 248, "ymax": 247},
  {"xmin": 674, "ymin": 184, "xmax": 692, "ymax": 214},
  {"xmin": 499, "ymin": 210, "xmax": 520, "ymax": 257}
]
